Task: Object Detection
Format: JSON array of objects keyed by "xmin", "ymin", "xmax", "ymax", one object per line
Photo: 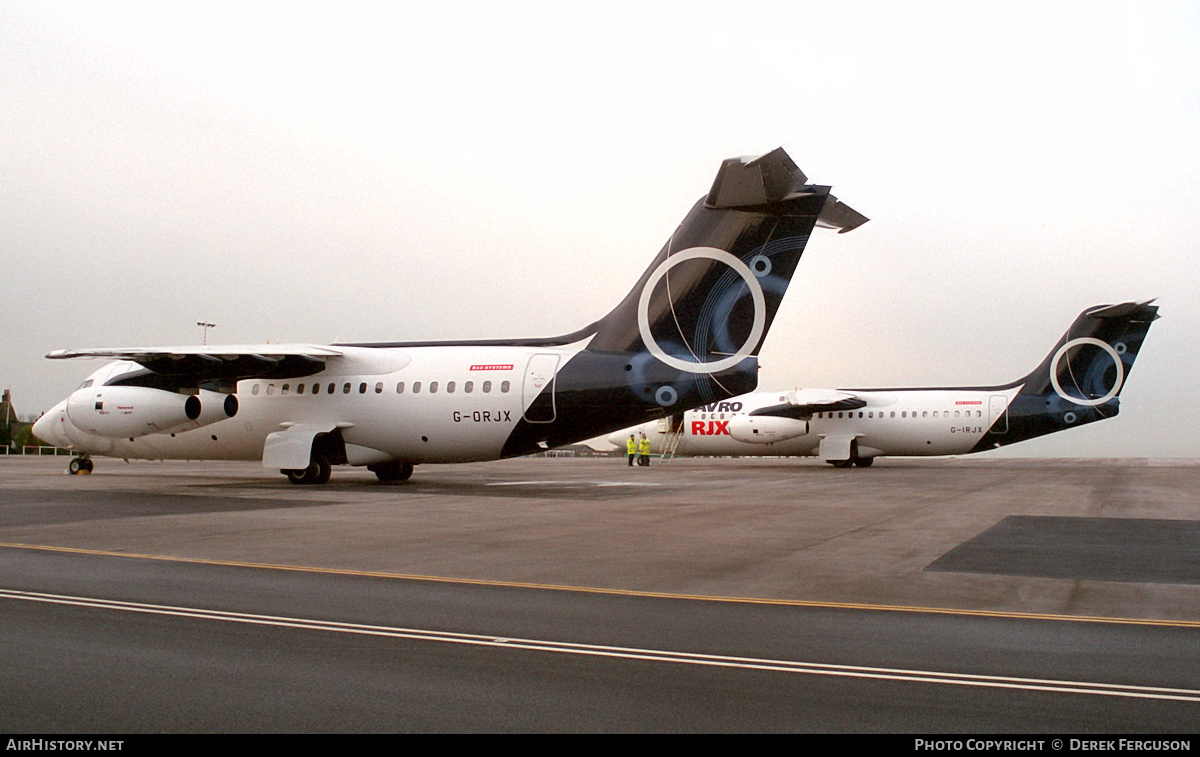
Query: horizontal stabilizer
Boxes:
[
  {"xmin": 706, "ymin": 148, "xmax": 808, "ymax": 208},
  {"xmin": 705, "ymin": 147, "xmax": 868, "ymax": 232},
  {"xmin": 1085, "ymin": 300, "xmax": 1160, "ymax": 320},
  {"xmin": 816, "ymin": 196, "xmax": 870, "ymax": 234}
]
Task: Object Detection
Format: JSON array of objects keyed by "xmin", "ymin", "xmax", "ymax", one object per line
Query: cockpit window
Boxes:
[{"xmin": 77, "ymin": 380, "xmax": 94, "ymax": 390}]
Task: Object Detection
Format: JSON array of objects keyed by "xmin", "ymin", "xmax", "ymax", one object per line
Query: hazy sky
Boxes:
[{"xmin": 3, "ymin": 2, "xmax": 1198, "ymax": 457}]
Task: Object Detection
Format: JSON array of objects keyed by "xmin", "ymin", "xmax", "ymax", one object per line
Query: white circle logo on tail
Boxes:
[
  {"xmin": 637, "ymin": 247, "xmax": 766, "ymax": 374},
  {"xmin": 1050, "ymin": 337, "xmax": 1124, "ymax": 406}
]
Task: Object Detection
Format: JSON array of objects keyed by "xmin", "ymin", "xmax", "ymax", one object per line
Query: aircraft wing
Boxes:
[
  {"xmin": 749, "ymin": 389, "xmax": 867, "ymax": 420},
  {"xmin": 46, "ymin": 344, "xmax": 343, "ymax": 383}
]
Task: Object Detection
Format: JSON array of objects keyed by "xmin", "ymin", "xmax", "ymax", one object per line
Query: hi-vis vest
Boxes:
[
  {"xmin": 638, "ymin": 437, "xmax": 652, "ymax": 455},
  {"xmin": 627, "ymin": 437, "xmax": 638, "ymax": 454}
]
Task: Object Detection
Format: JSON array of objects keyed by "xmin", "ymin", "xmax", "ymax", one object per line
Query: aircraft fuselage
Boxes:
[
  {"xmin": 637, "ymin": 387, "xmax": 1022, "ymax": 460},
  {"xmin": 37, "ymin": 345, "xmax": 584, "ymax": 465}
]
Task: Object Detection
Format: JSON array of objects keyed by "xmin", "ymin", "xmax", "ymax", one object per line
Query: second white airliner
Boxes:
[{"xmin": 611, "ymin": 301, "xmax": 1159, "ymax": 466}]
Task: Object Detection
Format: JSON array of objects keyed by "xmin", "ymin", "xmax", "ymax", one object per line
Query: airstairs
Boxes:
[{"xmin": 657, "ymin": 414, "xmax": 685, "ymax": 464}]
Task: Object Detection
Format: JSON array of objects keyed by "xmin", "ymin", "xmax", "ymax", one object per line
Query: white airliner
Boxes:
[
  {"xmin": 610, "ymin": 301, "xmax": 1159, "ymax": 466},
  {"xmin": 33, "ymin": 148, "xmax": 867, "ymax": 483}
]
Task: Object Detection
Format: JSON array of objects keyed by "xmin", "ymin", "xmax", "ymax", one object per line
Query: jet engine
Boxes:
[
  {"xmin": 728, "ymin": 415, "xmax": 809, "ymax": 444},
  {"xmin": 65, "ymin": 386, "xmax": 238, "ymax": 439}
]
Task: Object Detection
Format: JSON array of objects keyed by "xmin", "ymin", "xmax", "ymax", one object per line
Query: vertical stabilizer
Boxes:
[
  {"xmin": 502, "ymin": 148, "xmax": 867, "ymax": 456},
  {"xmin": 971, "ymin": 300, "xmax": 1159, "ymax": 451}
]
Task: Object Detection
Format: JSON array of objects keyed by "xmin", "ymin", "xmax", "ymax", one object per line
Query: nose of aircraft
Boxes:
[{"xmin": 32, "ymin": 402, "xmax": 66, "ymax": 448}]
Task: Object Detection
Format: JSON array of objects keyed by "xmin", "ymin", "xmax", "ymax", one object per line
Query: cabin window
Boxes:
[
  {"xmin": 465, "ymin": 381, "xmax": 474, "ymax": 393},
  {"xmin": 313, "ymin": 383, "xmax": 320, "ymax": 395},
  {"xmin": 282, "ymin": 384, "xmax": 291, "ymax": 396},
  {"xmin": 890, "ymin": 411, "xmax": 896, "ymax": 418},
  {"xmin": 267, "ymin": 384, "xmax": 275, "ymax": 396},
  {"xmin": 447, "ymin": 381, "xmax": 455, "ymax": 393},
  {"xmin": 252, "ymin": 384, "xmax": 260, "ymax": 396},
  {"xmin": 932, "ymin": 411, "xmax": 938, "ymax": 418},
  {"xmin": 343, "ymin": 383, "xmax": 351, "ymax": 394},
  {"xmin": 501, "ymin": 381, "xmax": 510, "ymax": 393},
  {"xmin": 868, "ymin": 412, "xmax": 873, "ymax": 418},
  {"xmin": 922, "ymin": 411, "xmax": 928, "ymax": 418},
  {"xmin": 901, "ymin": 411, "xmax": 906, "ymax": 418},
  {"xmin": 327, "ymin": 383, "xmax": 336, "ymax": 394},
  {"xmin": 375, "ymin": 382, "xmax": 383, "ymax": 394},
  {"xmin": 297, "ymin": 384, "xmax": 305, "ymax": 395},
  {"xmin": 430, "ymin": 381, "xmax": 439, "ymax": 393},
  {"xmin": 396, "ymin": 382, "xmax": 404, "ymax": 393},
  {"xmin": 359, "ymin": 383, "xmax": 367, "ymax": 394},
  {"xmin": 413, "ymin": 382, "xmax": 421, "ymax": 393}
]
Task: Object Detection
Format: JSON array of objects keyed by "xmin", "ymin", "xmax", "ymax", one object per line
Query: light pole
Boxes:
[{"xmin": 197, "ymin": 322, "xmax": 216, "ymax": 345}]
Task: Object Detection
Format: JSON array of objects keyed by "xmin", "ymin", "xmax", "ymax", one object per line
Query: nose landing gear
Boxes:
[{"xmin": 67, "ymin": 457, "xmax": 94, "ymax": 475}]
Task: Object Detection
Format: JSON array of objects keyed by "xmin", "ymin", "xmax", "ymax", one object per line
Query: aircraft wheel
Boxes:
[
  {"xmin": 68, "ymin": 458, "xmax": 83, "ymax": 475},
  {"xmin": 853, "ymin": 457, "xmax": 874, "ymax": 468},
  {"xmin": 371, "ymin": 461, "xmax": 414, "ymax": 483},
  {"xmin": 311, "ymin": 456, "xmax": 332, "ymax": 485},
  {"xmin": 284, "ymin": 457, "xmax": 332, "ymax": 485}
]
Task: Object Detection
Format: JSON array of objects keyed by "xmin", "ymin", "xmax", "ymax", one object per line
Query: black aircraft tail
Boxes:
[
  {"xmin": 972, "ymin": 300, "xmax": 1160, "ymax": 451},
  {"xmin": 503, "ymin": 148, "xmax": 866, "ymax": 455}
]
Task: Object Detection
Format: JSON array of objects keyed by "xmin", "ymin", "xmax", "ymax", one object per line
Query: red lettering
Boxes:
[
  {"xmin": 712, "ymin": 420, "xmax": 730, "ymax": 435},
  {"xmin": 691, "ymin": 421, "xmax": 706, "ymax": 435}
]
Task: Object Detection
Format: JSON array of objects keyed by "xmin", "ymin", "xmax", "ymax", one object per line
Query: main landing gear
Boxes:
[
  {"xmin": 282, "ymin": 456, "xmax": 416, "ymax": 485},
  {"xmin": 368, "ymin": 461, "xmax": 414, "ymax": 483},
  {"xmin": 67, "ymin": 457, "xmax": 94, "ymax": 475},
  {"xmin": 828, "ymin": 456, "xmax": 874, "ymax": 468},
  {"xmin": 283, "ymin": 456, "xmax": 331, "ymax": 485},
  {"xmin": 828, "ymin": 439, "xmax": 874, "ymax": 468}
]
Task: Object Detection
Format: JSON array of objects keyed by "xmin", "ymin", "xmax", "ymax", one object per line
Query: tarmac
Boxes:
[{"xmin": 3, "ymin": 454, "xmax": 1199, "ymax": 623}]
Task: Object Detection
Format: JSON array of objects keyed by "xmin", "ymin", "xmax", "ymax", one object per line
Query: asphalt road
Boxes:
[{"xmin": 1, "ymin": 455, "xmax": 1198, "ymax": 732}]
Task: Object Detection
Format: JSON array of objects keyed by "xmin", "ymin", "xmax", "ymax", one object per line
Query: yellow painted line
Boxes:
[{"xmin": 3, "ymin": 541, "xmax": 1200, "ymax": 630}]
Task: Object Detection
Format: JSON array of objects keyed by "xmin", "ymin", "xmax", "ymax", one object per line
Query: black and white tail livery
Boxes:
[
  {"xmin": 500, "ymin": 148, "xmax": 867, "ymax": 454},
  {"xmin": 612, "ymin": 301, "xmax": 1160, "ymax": 466},
  {"xmin": 36, "ymin": 148, "xmax": 867, "ymax": 483},
  {"xmin": 969, "ymin": 299, "xmax": 1159, "ymax": 452}
]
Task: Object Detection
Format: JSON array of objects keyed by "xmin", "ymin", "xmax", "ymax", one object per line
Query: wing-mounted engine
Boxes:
[
  {"xmin": 65, "ymin": 386, "xmax": 238, "ymax": 439},
  {"xmin": 728, "ymin": 389, "xmax": 866, "ymax": 444},
  {"xmin": 728, "ymin": 414, "xmax": 810, "ymax": 444}
]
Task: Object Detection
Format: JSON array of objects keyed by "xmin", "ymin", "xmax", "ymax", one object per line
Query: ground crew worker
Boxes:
[
  {"xmin": 638, "ymin": 432, "xmax": 652, "ymax": 467},
  {"xmin": 627, "ymin": 434, "xmax": 637, "ymax": 466}
]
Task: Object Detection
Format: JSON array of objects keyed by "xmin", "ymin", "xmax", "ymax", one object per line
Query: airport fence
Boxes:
[{"xmin": 0, "ymin": 446, "xmax": 72, "ymax": 456}]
